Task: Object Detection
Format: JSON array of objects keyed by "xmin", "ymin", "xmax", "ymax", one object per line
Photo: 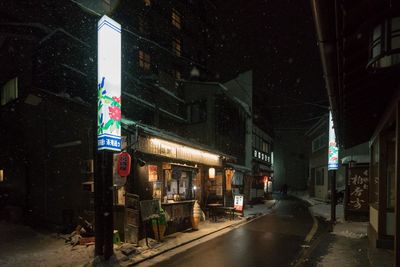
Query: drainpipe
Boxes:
[{"xmin": 310, "ymin": 0, "xmax": 339, "ymax": 124}]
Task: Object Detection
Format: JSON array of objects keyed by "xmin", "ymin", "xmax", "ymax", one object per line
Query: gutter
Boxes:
[{"xmin": 310, "ymin": 0, "xmax": 339, "ymax": 127}]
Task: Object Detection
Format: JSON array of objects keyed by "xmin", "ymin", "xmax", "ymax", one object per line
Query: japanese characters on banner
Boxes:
[
  {"xmin": 97, "ymin": 15, "xmax": 122, "ymax": 151},
  {"xmin": 328, "ymin": 111, "xmax": 339, "ymax": 170},
  {"xmin": 347, "ymin": 167, "xmax": 369, "ymax": 212}
]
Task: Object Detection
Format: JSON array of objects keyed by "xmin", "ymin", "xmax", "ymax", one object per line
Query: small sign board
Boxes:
[
  {"xmin": 139, "ymin": 199, "xmax": 160, "ymax": 222},
  {"xmin": 234, "ymin": 194, "xmax": 244, "ymax": 212},
  {"xmin": 148, "ymin": 165, "xmax": 158, "ymax": 182}
]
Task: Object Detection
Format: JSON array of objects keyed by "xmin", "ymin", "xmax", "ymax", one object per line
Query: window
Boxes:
[
  {"xmin": 138, "ymin": 17, "xmax": 148, "ymax": 33},
  {"xmin": 0, "ymin": 169, "xmax": 4, "ymax": 182},
  {"xmin": 1, "ymin": 77, "xmax": 18, "ymax": 106},
  {"xmin": 187, "ymin": 100, "xmax": 207, "ymax": 123},
  {"xmin": 172, "ymin": 8, "xmax": 181, "ymax": 29},
  {"xmin": 316, "ymin": 167, "xmax": 324, "ymax": 186},
  {"xmin": 138, "ymin": 50, "xmax": 151, "ymax": 71},
  {"xmin": 174, "ymin": 70, "xmax": 181, "ymax": 80},
  {"xmin": 312, "ymin": 133, "xmax": 327, "ymax": 152},
  {"xmin": 144, "ymin": 0, "xmax": 151, "ymax": 6},
  {"xmin": 172, "ymin": 38, "xmax": 181, "ymax": 57}
]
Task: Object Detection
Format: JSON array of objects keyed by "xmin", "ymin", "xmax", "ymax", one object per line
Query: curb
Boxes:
[{"xmin": 127, "ymin": 200, "xmax": 277, "ymax": 266}]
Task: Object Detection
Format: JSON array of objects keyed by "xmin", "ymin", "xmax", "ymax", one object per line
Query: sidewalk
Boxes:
[
  {"xmin": 0, "ymin": 200, "xmax": 276, "ymax": 267},
  {"xmin": 116, "ymin": 199, "xmax": 276, "ymax": 266},
  {"xmin": 290, "ymin": 191, "xmax": 393, "ymax": 267}
]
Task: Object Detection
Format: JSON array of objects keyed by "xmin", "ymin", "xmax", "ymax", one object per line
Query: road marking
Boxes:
[{"xmin": 304, "ymin": 207, "xmax": 318, "ymax": 242}]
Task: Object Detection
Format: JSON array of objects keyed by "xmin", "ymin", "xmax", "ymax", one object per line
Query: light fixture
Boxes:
[
  {"xmin": 367, "ymin": 16, "xmax": 400, "ymax": 70},
  {"xmin": 348, "ymin": 160, "xmax": 356, "ymax": 168},
  {"xmin": 208, "ymin": 167, "xmax": 215, "ymax": 179},
  {"xmin": 138, "ymin": 158, "xmax": 146, "ymax": 167}
]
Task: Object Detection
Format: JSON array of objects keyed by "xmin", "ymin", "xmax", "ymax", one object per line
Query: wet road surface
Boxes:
[{"xmin": 152, "ymin": 196, "xmax": 314, "ymax": 267}]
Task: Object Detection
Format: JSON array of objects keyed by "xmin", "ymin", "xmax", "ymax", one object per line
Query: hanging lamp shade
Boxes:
[{"xmin": 208, "ymin": 167, "xmax": 215, "ymax": 179}]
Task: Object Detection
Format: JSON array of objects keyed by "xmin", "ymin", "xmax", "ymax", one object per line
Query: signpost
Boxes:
[{"xmin": 95, "ymin": 15, "xmax": 121, "ymax": 260}]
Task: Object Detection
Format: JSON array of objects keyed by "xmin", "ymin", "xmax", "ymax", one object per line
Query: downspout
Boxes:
[{"xmin": 310, "ymin": 0, "xmax": 339, "ymax": 126}]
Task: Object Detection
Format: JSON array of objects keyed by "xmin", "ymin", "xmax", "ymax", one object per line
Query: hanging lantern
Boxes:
[{"xmin": 208, "ymin": 167, "xmax": 215, "ymax": 179}]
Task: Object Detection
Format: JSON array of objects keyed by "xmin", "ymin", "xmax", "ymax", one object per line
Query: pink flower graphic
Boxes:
[
  {"xmin": 112, "ymin": 96, "xmax": 121, "ymax": 103},
  {"xmin": 108, "ymin": 106, "xmax": 121, "ymax": 121}
]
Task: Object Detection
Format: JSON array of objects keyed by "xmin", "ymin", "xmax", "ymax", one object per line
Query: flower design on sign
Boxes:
[
  {"xmin": 97, "ymin": 77, "xmax": 121, "ymax": 135},
  {"xmin": 108, "ymin": 106, "xmax": 121, "ymax": 121}
]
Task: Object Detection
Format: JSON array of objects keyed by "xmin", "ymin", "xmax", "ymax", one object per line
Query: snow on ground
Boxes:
[
  {"xmin": 290, "ymin": 191, "xmax": 366, "ymax": 238},
  {"xmin": 0, "ymin": 221, "xmax": 94, "ymax": 267}
]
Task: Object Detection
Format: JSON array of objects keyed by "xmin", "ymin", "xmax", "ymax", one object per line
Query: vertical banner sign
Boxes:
[
  {"xmin": 328, "ymin": 111, "xmax": 339, "ymax": 170},
  {"xmin": 97, "ymin": 15, "xmax": 122, "ymax": 151}
]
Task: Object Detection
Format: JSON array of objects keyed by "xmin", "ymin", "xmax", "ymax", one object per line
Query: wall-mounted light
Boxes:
[
  {"xmin": 348, "ymin": 159, "xmax": 357, "ymax": 168},
  {"xmin": 208, "ymin": 167, "xmax": 215, "ymax": 179},
  {"xmin": 138, "ymin": 158, "xmax": 146, "ymax": 167}
]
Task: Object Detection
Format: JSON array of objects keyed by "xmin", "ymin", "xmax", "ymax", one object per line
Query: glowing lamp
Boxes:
[{"xmin": 208, "ymin": 167, "xmax": 215, "ymax": 179}]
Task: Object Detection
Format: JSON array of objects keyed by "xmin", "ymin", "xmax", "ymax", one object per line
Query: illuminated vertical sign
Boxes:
[
  {"xmin": 328, "ymin": 111, "xmax": 339, "ymax": 170},
  {"xmin": 97, "ymin": 15, "xmax": 121, "ymax": 151}
]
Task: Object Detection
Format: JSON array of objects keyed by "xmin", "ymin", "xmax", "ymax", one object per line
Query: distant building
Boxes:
[
  {"xmin": 251, "ymin": 125, "xmax": 274, "ymax": 201},
  {"xmin": 305, "ymin": 114, "xmax": 329, "ymax": 201}
]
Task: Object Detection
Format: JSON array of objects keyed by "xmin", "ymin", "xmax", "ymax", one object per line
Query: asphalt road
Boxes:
[{"xmin": 152, "ymin": 196, "xmax": 314, "ymax": 267}]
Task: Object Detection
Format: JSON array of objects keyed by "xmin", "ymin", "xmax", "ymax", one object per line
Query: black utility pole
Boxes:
[
  {"xmin": 330, "ymin": 170, "xmax": 336, "ymax": 228},
  {"xmin": 95, "ymin": 151, "xmax": 114, "ymax": 259}
]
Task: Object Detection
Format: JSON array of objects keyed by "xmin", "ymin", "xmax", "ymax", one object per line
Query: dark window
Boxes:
[{"xmin": 187, "ymin": 100, "xmax": 207, "ymax": 123}]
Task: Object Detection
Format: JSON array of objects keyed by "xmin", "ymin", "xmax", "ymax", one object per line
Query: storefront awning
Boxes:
[
  {"xmin": 226, "ymin": 163, "xmax": 252, "ymax": 174},
  {"xmin": 341, "ymin": 155, "xmax": 370, "ymax": 164},
  {"xmin": 121, "ymin": 118, "xmax": 236, "ymax": 166}
]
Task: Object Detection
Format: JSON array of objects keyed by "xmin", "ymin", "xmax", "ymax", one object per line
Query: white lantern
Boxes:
[{"xmin": 208, "ymin": 167, "xmax": 215, "ymax": 179}]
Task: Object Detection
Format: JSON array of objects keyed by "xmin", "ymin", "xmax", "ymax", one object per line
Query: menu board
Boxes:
[
  {"xmin": 234, "ymin": 194, "xmax": 244, "ymax": 212},
  {"xmin": 139, "ymin": 199, "xmax": 160, "ymax": 221}
]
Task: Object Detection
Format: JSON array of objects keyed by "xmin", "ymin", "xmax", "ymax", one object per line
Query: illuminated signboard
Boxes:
[
  {"xmin": 328, "ymin": 111, "xmax": 339, "ymax": 170},
  {"xmin": 97, "ymin": 15, "xmax": 122, "ymax": 151}
]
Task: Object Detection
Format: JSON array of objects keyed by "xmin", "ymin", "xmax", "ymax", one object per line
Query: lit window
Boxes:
[
  {"xmin": 138, "ymin": 50, "xmax": 151, "ymax": 71},
  {"xmin": 0, "ymin": 169, "xmax": 4, "ymax": 182},
  {"xmin": 258, "ymin": 152, "xmax": 261, "ymax": 159},
  {"xmin": 254, "ymin": 150, "xmax": 257, "ymax": 157},
  {"xmin": 1, "ymin": 77, "xmax": 18, "ymax": 106},
  {"xmin": 172, "ymin": 8, "xmax": 181, "ymax": 29},
  {"xmin": 172, "ymin": 38, "xmax": 181, "ymax": 57},
  {"xmin": 261, "ymin": 154, "xmax": 264, "ymax": 160},
  {"xmin": 144, "ymin": 0, "xmax": 151, "ymax": 6}
]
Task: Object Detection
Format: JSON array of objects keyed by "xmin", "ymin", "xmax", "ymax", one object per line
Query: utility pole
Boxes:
[
  {"xmin": 330, "ymin": 170, "xmax": 336, "ymax": 226},
  {"xmin": 328, "ymin": 111, "xmax": 338, "ymax": 230},
  {"xmin": 95, "ymin": 15, "xmax": 122, "ymax": 260}
]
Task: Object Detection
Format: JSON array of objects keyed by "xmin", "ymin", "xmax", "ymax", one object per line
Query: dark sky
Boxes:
[{"xmin": 212, "ymin": 0, "xmax": 328, "ymax": 131}]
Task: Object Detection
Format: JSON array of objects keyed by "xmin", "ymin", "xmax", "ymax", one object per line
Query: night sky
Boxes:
[{"xmin": 212, "ymin": 0, "xmax": 327, "ymax": 131}]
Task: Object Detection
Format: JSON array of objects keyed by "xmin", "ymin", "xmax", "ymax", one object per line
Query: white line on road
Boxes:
[{"xmin": 304, "ymin": 207, "xmax": 318, "ymax": 243}]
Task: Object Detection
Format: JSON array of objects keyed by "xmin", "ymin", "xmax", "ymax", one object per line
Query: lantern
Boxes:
[{"xmin": 208, "ymin": 167, "xmax": 215, "ymax": 179}]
